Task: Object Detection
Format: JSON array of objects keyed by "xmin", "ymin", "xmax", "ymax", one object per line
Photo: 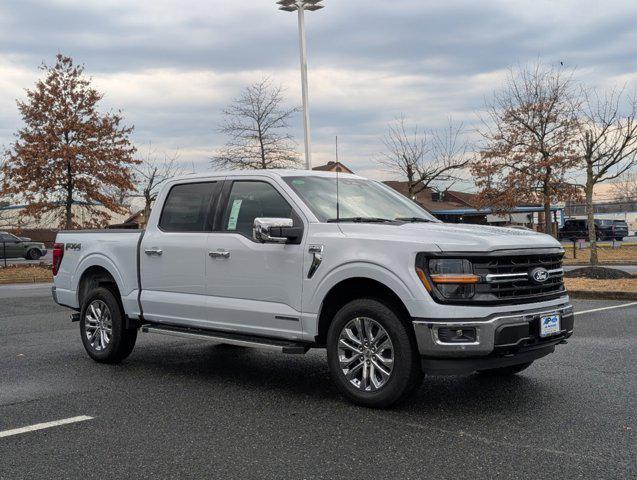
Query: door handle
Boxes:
[
  {"xmin": 209, "ymin": 249, "xmax": 230, "ymax": 259},
  {"xmin": 144, "ymin": 248, "xmax": 163, "ymax": 256}
]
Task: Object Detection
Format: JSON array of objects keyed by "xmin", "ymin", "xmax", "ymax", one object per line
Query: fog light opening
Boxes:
[{"xmin": 437, "ymin": 327, "xmax": 477, "ymax": 343}]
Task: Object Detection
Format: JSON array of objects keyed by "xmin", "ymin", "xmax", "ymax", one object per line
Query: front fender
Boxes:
[{"xmin": 308, "ymin": 261, "xmax": 421, "ymax": 317}]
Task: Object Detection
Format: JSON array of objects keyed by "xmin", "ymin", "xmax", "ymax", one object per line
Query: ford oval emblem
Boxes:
[{"xmin": 530, "ymin": 267, "xmax": 549, "ymax": 283}]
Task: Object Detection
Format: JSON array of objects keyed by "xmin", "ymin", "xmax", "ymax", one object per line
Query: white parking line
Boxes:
[
  {"xmin": 574, "ymin": 302, "xmax": 637, "ymax": 316},
  {"xmin": 0, "ymin": 415, "xmax": 93, "ymax": 439}
]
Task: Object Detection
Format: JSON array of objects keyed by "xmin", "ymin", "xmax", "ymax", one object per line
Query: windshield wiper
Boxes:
[
  {"xmin": 327, "ymin": 217, "xmax": 395, "ymax": 223},
  {"xmin": 395, "ymin": 217, "xmax": 433, "ymax": 223}
]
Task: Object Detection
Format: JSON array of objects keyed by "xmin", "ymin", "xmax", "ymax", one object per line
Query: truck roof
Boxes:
[{"xmin": 170, "ymin": 169, "xmax": 364, "ymax": 183}]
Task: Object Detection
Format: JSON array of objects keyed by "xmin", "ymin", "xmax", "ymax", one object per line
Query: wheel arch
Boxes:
[
  {"xmin": 315, "ymin": 277, "xmax": 412, "ymax": 346},
  {"xmin": 77, "ymin": 265, "xmax": 122, "ymax": 308}
]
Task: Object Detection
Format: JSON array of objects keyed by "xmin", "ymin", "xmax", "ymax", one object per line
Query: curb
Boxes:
[
  {"xmin": 564, "ymin": 262, "xmax": 637, "ymax": 266},
  {"xmin": 567, "ymin": 290, "xmax": 637, "ymax": 300}
]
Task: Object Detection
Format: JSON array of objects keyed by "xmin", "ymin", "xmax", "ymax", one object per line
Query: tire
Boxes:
[
  {"xmin": 477, "ymin": 361, "xmax": 533, "ymax": 376},
  {"xmin": 326, "ymin": 298, "xmax": 422, "ymax": 408},
  {"xmin": 80, "ymin": 287, "xmax": 137, "ymax": 363},
  {"xmin": 615, "ymin": 237, "xmax": 624, "ymax": 241},
  {"xmin": 26, "ymin": 249, "xmax": 42, "ymax": 260}
]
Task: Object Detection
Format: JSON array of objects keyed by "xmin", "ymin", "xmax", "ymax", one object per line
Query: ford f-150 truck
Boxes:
[{"xmin": 52, "ymin": 170, "xmax": 573, "ymax": 407}]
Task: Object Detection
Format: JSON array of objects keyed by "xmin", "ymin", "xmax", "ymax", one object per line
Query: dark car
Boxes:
[
  {"xmin": 558, "ymin": 219, "xmax": 629, "ymax": 241},
  {"xmin": 0, "ymin": 231, "xmax": 48, "ymax": 259}
]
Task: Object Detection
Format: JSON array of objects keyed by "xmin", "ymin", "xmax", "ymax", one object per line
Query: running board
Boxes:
[{"xmin": 141, "ymin": 324, "xmax": 310, "ymax": 354}]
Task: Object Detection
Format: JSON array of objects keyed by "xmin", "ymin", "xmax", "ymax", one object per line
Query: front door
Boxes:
[
  {"xmin": 140, "ymin": 180, "xmax": 220, "ymax": 327},
  {"xmin": 0, "ymin": 233, "xmax": 21, "ymax": 258},
  {"xmin": 204, "ymin": 179, "xmax": 305, "ymax": 339}
]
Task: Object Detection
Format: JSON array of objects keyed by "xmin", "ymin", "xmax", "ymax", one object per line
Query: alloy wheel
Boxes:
[
  {"xmin": 84, "ymin": 299, "xmax": 113, "ymax": 351},
  {"xmin": 337, "ymin": 317, "xmax": 394, "ymax": 391}
]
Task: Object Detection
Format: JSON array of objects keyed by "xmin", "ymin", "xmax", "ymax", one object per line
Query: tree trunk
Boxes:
[
  {"xmin": 257, "ymin": 127, "xmax": 267, "ymax": 169},
  {"xmin": 585, "ymin": 162, "xmax": 598, "ymax": 266},
  {"xmin": 65, "ymin": 160, "xmax": 73, "ymax": 230},
  {"xmin": 543, "ymin": 183, "xmax": 552, "ymax": 236},
  {"xmin": 144, "ymin": 191, "xmax": 152, "ymax": 226},
  {"xmin": 406, "ymin": 164, "xmax": 415, "ymax": 197}
]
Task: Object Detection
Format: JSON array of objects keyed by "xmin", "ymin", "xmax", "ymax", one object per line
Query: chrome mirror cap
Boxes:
[{"xmin": 253, "ymin": 217, "xmax": 294, "ymax": 243}]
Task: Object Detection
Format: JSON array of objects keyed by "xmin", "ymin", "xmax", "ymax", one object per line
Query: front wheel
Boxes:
[
  {"xmin": 326, "ymin": 298, "xmax": 422, "ymax": 408},
  {"xmin": 477, "ymin": 361, "xmax": 533, "ymax": 376},
  {"xmin": 80, "ymin": 287, "xmax": 137, "ymax": 363}
]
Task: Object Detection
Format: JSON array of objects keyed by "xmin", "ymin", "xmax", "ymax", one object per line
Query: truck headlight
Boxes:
[{"xmin": 416, "ymin": 257, "xmax": 479, "ymax": 299}]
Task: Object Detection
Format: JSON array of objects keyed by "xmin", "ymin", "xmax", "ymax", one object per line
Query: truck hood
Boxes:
[{"xmin": 338, "ymin": 222, "xmax": 562, "ymax": 252}]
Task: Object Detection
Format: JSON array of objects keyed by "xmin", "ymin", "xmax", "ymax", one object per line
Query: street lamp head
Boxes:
[{"xmin": 276, "ymin": 0, "xmax": 324, "ymax": 12}]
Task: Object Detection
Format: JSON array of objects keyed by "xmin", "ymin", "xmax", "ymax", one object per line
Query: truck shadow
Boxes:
[{"xmin": 127, "ymin": 340, "xmax": 558, "ymax": 415}]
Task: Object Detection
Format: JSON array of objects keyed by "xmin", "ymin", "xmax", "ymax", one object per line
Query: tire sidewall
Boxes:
[
  {"xmin": 326, "ymin": 298, "xmax": 420, "ymax": 408},
  {"xmin": 80, "ymin": 287, "xmax": 125, "ymax": 362},
  {"xmin": 26, "ymin": 249, "xmax": 41, "ymax": 260}
]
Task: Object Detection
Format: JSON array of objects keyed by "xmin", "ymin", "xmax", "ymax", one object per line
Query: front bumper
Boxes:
[{"xmin": 413, "ymin": 302, "xmax": 573, "ymax": 362}]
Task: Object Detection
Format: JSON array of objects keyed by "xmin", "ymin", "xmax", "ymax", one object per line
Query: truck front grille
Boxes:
[{"xmin": 472, "ymin": 252, "xmax": 565, "ymax": 304}]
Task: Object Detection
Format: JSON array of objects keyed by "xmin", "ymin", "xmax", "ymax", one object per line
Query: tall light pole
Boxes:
[{"xmin": 277, "ymin": 0, "xmax": 324, "ymax": 170}]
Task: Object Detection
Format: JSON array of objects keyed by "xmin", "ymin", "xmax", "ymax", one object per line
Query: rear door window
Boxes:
[{"xmin": 159, "ymin": 182, "xmax": 217, "ymax": 232}]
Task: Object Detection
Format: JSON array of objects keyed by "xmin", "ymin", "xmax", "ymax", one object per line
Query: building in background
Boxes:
[{"xmin": 311, "ymin": 161, "xmax": 353, "ymax": 173}]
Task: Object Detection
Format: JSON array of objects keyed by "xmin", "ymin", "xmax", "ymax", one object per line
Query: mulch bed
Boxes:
[
  {"xmin": 0, "ymin": 264, "xmax": 53, "ymax": 284},
  {"xmin": 563, "ymin": 266, "xmax": 633, "ymax": 279}
]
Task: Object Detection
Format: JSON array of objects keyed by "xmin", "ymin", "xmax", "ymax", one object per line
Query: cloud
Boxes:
[{"xmin": 1, "ymin": 0, "xmax": 637, "ymax": 183}]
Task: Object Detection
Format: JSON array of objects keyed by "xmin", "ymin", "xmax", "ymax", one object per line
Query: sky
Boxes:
[{"xmin": 1, "ymin": 0, "xmax": 637, "ymax": 191}]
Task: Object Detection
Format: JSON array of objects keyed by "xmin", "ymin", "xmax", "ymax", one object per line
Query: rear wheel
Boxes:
[
  {"xmin": 477, "ymin": 361, "xmax": 533, "ymax": 376},
  {"xmin": 326, "ymin": 298, "xmax": 422, "ymax": 408},
  {"xmin": 26, "ymin": 249, "xmax": 42, "ymax": 260},
  {"xmin": 80, "ymin": 287, "xmax": 137, "ymax": 363}
]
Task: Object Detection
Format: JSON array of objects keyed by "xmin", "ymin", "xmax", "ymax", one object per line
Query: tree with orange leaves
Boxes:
[
  {"xmin": 472, "ymin": 62, "xmax": 581, "ymax": 235},
  {"xmin": 1, "ymin": 54, "xmax": 138, "ymax": 229}
]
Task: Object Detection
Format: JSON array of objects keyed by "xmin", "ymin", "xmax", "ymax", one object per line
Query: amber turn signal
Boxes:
[
  {"xmin": 415, "ymin": 267, "xmax": 433, "ymax": 292},
  {"xmin": 429, "ymin": 274, "xmax": 480, "ymax": 284}
]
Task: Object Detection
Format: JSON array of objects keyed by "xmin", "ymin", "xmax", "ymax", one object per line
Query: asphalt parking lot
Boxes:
[{"xmin": 0, "ymin": 285, "xmax": 635, "ymax": 479}]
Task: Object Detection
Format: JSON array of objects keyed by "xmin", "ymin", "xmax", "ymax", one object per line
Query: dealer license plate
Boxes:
[{"xmin": 540, "ymin": 314, "xmax": 561, "ymax": 337}]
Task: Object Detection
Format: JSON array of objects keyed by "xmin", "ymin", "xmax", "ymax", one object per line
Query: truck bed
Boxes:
[{"xmin": 53, "ymin": 229, "xmax": 144, "ymax": 315}]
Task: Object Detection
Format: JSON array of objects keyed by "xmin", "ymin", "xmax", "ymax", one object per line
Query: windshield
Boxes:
[{"xmin": 283, "ymin": 176, "xmax": 438, "ymax": 223}]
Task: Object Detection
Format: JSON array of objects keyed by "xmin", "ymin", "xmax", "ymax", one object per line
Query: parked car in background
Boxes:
[
  {"xmin": 0, "ymin": 231, "xmax": 47, "ymax": 259},
  {"xmin": 558, "ymin": 219, "xmax": 628, "ymax": 241}
]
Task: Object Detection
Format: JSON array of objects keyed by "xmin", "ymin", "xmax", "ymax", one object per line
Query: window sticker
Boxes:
[{"xmin": 227, "ymin": 199, "xmax": 242, "ymax": 230}]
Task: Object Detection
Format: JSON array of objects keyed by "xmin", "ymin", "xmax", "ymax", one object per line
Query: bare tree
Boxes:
[
  {"xmin": 578, "ymin": 88, "xmax": 637, "ymax": 265},
  {"xmin": 379, "ymin": 116, "xmax": 470, "ymax": 197},
  {"xmin": 133, "ymin": 146, "xmax": 186, "ymax": 223},
  {"xmin": 472, "ymin": 62, "xmax": 581, "ymax": 234},
  {"xmin": 212, "ymin": 78, "xmax": 301, "ymax": 170},
  {"xmin": 611, "ymin": 171, "xmax": 637, "ymax": 201}
]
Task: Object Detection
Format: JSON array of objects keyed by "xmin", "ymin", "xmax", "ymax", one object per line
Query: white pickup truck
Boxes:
[{"xmin": 52, "ymin": 170, "xmax": 573, "ymax": 407}]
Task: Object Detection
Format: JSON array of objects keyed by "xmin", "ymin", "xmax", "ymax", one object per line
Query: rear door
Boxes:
[
  {"xmin": 140, "ymin": 180, "xmax": 221, "ymax": 326},
  {"xmin": 203, "ymin": 178, "xmax": 306, "ymax": 339}
]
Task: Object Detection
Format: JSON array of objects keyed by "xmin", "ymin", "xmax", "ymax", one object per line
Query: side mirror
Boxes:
[{"xmin": 253, "ymin": 218, "xmax": 302, "ymax": 244}]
